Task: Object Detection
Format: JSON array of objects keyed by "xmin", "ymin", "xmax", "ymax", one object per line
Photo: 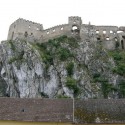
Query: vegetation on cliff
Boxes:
[{"xmin": 0, "ymin": 35, "xmax": 125, "ymax": 99}]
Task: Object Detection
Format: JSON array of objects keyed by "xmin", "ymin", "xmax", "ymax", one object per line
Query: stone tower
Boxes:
[
  {"xmin": 68, "ymin": 16, "xmax": 82, "ymax": 35},
  {"xmin": 7, "ymin": 18, "xmax": 43, "ymax": 40}
]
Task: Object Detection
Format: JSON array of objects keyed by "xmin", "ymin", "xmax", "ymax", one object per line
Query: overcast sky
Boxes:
[{"xmin": 0, "ymin": 0, "xmax": 125, "ymax": 41}]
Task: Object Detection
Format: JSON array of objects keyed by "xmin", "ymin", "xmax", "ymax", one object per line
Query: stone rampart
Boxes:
[
  {"xmin": 40, "ymin": 24, "xmax": 72, "ymax": 42},
  {"xmin": 7, "ymin": 18, "xmax": 43, "ymax": 40},
  {"xmin": 75, "ymin": 99, "xmax": 125, "ymax": 123},
  {"xmin": 0, "ymin": 98, "xmax": 125, "ymax": 123},
  {"xmin": 7, "ymin": 16, "xmax": 125, "ymax": 50}
]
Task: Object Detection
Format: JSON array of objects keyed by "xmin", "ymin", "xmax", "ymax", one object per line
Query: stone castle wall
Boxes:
[
  {"xmin": 7, "ymin": 16, "xmax": 125, "ymax": 50},
  {"xmin": 7, "ymin": 18, "xmax": 43, "ymax": 40},
  {"xmin": 0, "ymin": 98, "xmax": 125, "ymax": 124},
  {"xmin": 74, "ymin": 99, "xmax": 125, "ymax": 123},
  {"xmin": 41, "ymin": 24, "xmax": 71, "ymax": 42}
]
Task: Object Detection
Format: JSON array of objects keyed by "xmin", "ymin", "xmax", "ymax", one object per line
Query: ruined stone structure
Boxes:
[{"xmin": 7, "ymin": 16, "xmax": 125, "ymax": 50}]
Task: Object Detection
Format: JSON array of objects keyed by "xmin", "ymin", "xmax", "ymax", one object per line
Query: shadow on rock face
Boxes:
[{"xmin": 0, "ymin": 76, "xmax": 8, "ymax": 97}]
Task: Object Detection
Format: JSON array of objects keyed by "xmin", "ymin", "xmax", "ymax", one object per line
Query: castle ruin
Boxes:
[{"xmin": 7, "ymin": 16, "xmax": 125, "ymax": 50}]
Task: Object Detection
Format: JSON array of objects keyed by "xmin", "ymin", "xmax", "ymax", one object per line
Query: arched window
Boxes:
[
  {"xmin": 72, "ymin": 25, "xmax": 78, "ymax": 31},
  {"xmin": 103, "ymin": 31, "xmax": 106, "ymax": 34},
  {"xmin": 106, "ymin": 37, "xmax": 109, "ymax": 40},
  {"xmin": 117, "ymin": 31, "xmax": 123, "ymax": 33},
  {"xmin": 96, "ymin": 30, "xmax": 99, "ymax": 34},
  {"xmin": 37, "ymin": 28, "xmax": 39, "ymax": 31},
  {"xmin": 110, "ymin": 30, "xmax": 113, "ymax": 33},
  {"xmin": 61, "ymin": 27, "xmax": 63, "ymax": 30}
]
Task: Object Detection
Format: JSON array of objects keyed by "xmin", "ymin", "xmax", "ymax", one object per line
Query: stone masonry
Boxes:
[
  {"xmin": 0, "ymin": 98, "xmax": 125, "ymax": 123},
  {"xmin": 7, "ymin": 16, "xmax": 125, "ymax": 50}
]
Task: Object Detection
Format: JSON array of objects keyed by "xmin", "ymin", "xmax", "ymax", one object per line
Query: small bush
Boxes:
[
  {"xmin": 9, "ymin": 40, "xmax": 16, "ymax": 51},
  {"xmin": 58, "ymin": 48, "xmax": 72, "ymax": 61},
  {"xmin": 68, "ymin": 37, "xmax": 79, "ymax": 48},
  {"xmin": 36, "ymin": 43, "xmax": 47, "ymax": 50},
  {"xmin": 118, "ymin": 80, "xmax": 125, "ymax": 98},
  {"xmin": 109, "ymin": 50, "xmax": 125, "ymax": 76},
  {"xmin": 112, "ymin": 63, "xmax": 125, "ymax": 76},
  {"xmin": 93, "ymin": 76, "xmax": 108, "ymax": 83},
  {"xmin": 109, "ymin": 50, "xmax": 125, "ymax": 61},
  {"xmin": 101, "ymin": 82, "xmax": 113, "ymax": 99},
  {"xmin": 8, "ymin": 51, "xmax": 24, "ymax": 64},
  {"xmin": 42, "ymin": 53, "xmax": 53, "ymax": 65},
  {"xmin": 93, "ymin": 73, "xmax": 101, "ymax": 79},
  {"xmin": 56, "ymin": 35, "xmax": 67, "ymax": 42},
  {"xmin": 65, "ymin": 77, "xmax": 79, "ymax": 95},
  {"xmin": 93, "ymin": 74, "xmax": 114, "ymax": 98},
  {"xmin": 66, "ymin": 62, "xmax": 74, "ymax": 76}
]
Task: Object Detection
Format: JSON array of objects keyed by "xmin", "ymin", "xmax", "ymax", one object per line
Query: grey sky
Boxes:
[{"xmin": 0, "ymin": 0, "xmax": 125, "ymax": 41}]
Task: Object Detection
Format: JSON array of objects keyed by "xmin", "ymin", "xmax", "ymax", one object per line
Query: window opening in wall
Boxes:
[
  {"xmin": 29, "ymin": 25, "xmax": 31, "ymax": 28},
  {"xmin": 47, "ymin": 31, "xmax": 49, "ymax": 34},
  {"xmin": 97, "ymin": 37, "xmax": 100, "ymax": 40},
  {"xmin": 122, "ymin": 36, "xmax": 125, "ymax": 39},
  {"xmin": 24, "ymin": 31, "xmax": 28, "ymax": 37},
  {"xmin": 117, "ymin": 31, "xmax": 123, "ymax": 33},
  {"xmin": 110, "ymin": 30, "xmax": 113, "ymax": 33},
  {"xmin": 96, "ymin": 30, "xmax": 99, "ymax": 34},
  {"xmin": 53, "ymin": 29, "xmax": 55, "ymax": 32},
  {"xmin": 61, "ymin": 27, "xmax": 63, "ymax": 30},
  {"xmin": 71, "ymin": 25, "xmax": 79, "ymax": 34},
  {"xmin": 37, "ymin": 28, "xmax": 39, "ymax": 31},
  {"xmin": 121, "ymin": 40, "xmax": 124, "ymax": 49},
  {"xmin": 106, "ymin": 37, "xmax": 109, "ymax": 40},
  {"xmin": 72, "ymin": 25, "xmax": 78, "ymax": 31},
  {"xmin": 103, "ymin": 31, "xmax": 106, "ymax": 34}
]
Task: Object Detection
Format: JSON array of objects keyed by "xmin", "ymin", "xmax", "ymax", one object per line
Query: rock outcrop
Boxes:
[{"xmin": 0, "ymin": 36, "xmax": 125, "ymax": 99}]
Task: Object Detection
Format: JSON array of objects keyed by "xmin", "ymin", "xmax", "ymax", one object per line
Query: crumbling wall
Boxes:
[
  {"xmin": 39, "ymin": 16, "xmax": 82, "ymax": 42},
  {"xmin": 80, "ymin": 24, "xmax": 96, "ymax": 40},
  {"xmin": 40, "ymin": 24, "xmax": 72, "ymax": 42},
  {"xmin": 7, "ymin": 18, "xmax": 43, "ymax": 40},
  {"xmin": 95, "ymin": 26, "xmax": 118, "ymax": 34},
  {"xmin": 68, "ymin": 16, "xmax": 82, "ymax": 27},
  {"xmin": 7, "ymin": 16, "xmax": 125, "ymax": 50},
  {"xmin": 94, "ymin": 26, "xmax": 125, "ymax": 50}
]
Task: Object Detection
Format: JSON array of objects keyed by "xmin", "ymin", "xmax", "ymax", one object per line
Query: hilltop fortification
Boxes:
[{"xmin": 8, "ymin": 16, "xmax": 125, "ymax": 50}]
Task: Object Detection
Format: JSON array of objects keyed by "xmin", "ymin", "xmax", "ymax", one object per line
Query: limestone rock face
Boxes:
[{"xmin": 0, "ymin": 36, "xmax": 124, "ymax": 99}]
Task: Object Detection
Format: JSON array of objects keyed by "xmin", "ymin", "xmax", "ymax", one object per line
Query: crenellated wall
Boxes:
[{"xmin": 7, "ymin": 16, "xmax": 125, "ymax": 50}]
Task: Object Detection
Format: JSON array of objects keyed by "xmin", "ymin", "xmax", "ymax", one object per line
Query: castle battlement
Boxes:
[{"xmin": 7, "ymin": 16, "xmax": 125, "ymax": 50}]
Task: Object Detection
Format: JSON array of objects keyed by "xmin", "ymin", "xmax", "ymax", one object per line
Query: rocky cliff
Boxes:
[{"xmin": 0, "ymin": 36, "xmax": 125, "ymax": 99}]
